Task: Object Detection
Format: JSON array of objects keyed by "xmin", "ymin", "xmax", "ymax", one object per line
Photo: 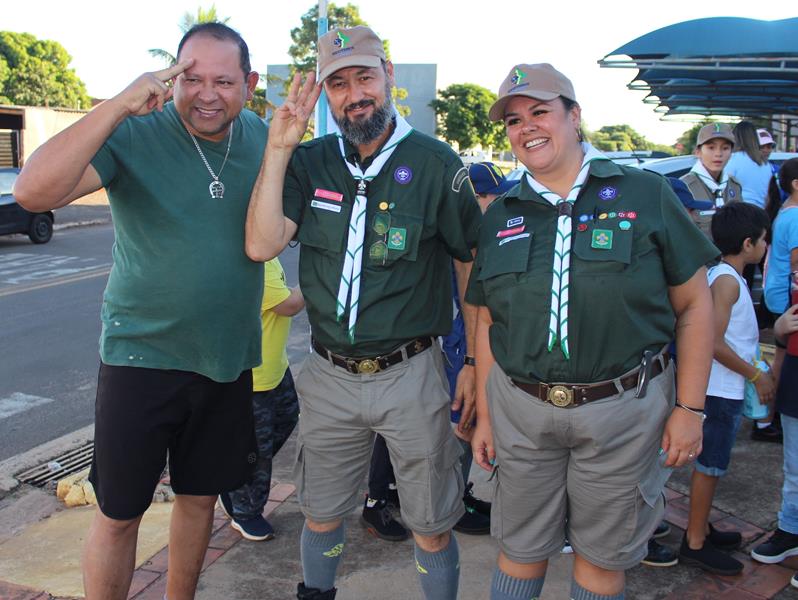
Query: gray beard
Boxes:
[{"xmin": 334, "ymin": 97, "xmax": 394, "ymax": 147}]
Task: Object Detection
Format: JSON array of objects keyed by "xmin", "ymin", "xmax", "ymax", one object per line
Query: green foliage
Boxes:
[
  {"xmin": 0, "ymin": 31, "xmax": 90, "ymax": 109},
  {"xmin": 430, "ymin": 83, "xmax": 507, "ymax": 151},
  {"xmin": 585, "ymin": 123, "xmax": 674, "ymax": 155},
  {"xmin": 675, "ymin": 120, "xmax": 714, "ymax": 155},
  {"xmin": 148, "ymin": 4, "xmax": 230, "ymax": 65}
]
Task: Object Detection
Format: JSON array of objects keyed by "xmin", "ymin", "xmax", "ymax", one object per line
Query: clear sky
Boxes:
[{"xmin": 3, "ymin": 1, "xmax": 791, "ymax": 145}]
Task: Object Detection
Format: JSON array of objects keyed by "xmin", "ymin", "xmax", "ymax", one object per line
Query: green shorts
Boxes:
[
  {"xmin": 293, "ymin": 347, "xmax": 465, "ymax": 535},
  {"xmin": 487, "ymin": 362, "xmax": 675, "ymax": 570}
]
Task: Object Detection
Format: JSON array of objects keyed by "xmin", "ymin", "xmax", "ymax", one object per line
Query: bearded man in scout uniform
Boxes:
[{"xmin": 245, "ymin": 25, "xmax": 482, "ymax": 600}]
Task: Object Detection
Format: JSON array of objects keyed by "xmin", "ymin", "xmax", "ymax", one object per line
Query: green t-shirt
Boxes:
[
  {"xmin": 466, "ymin": 161, "xmax": 719, "ymax": 383},
  {"xmin": 90, "ymin": 103, "xmax": 266, "ymax": 382},
  {"xmin": 283, "ymin": 130, "xmax": 481, "ymax": 356}
]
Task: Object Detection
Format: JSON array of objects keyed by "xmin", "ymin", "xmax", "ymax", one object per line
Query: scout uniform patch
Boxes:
[
  {"xmin": 387, "ymin": 227, "xmax": 407, "ymax": 250},
  {"xmin": 591, "ymin": 229, "xmax": 613, "ymax": 249}
]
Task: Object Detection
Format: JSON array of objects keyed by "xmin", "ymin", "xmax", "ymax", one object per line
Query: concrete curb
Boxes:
[
  {"xmin": 0, "ymin": 424, "xmax": 94, "ymax": 494},
  {"xmin": 53, "ymin": 218, "xmax": 111, "ymax": 231}
]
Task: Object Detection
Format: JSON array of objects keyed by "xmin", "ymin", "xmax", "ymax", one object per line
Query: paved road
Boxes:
[{"xmin": 0, "ymin": 223, "xmax": 304, "ymax": 462}]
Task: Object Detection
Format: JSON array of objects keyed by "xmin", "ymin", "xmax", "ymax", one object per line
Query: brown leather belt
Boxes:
[
  {"xmin": 312, "ymin": 336, "xmax": 435, "ymax": 375},
  {"xmin": 511, "ymin": 353, "xmax": 670, "ymax": 408}
]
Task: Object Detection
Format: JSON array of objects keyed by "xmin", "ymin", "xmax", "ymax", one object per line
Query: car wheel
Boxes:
[{"xmin": 28, "ymin": 214, "xmax": 53, "ymax": 244}]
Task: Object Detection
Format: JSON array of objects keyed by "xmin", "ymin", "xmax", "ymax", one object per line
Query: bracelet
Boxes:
[
  {"xmin": 463, "ymin": 355, "xmax": 476, "ymax": 366},
  {"xmin": 675, "ymin": 401, "xmax": 706, "ymax": 421},
  {"xmin": 748, "ymin": 368, "xmax": 762, "ymax": 383}
]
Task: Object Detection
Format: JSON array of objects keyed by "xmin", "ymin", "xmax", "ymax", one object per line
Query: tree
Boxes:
[
  {"xmin": 587, "ymin": 124, "xmax": 674, "ymax": 155},
  {"xmin": 287, "ymin": 3, "xmax": 409, "ymax": 117},
  {"xmin": 148, "ymin": 4, "xmax": 229, "ymax": 65},
  {"xmin": 430, "ymin": 83, "xmax": 507, "ymax": 151},
  {"xmin": 0, "ymin": 32, "xmax": 90, "ymax": 109},
  {"xmin": 675, "ymin": 120, "xmax": 714, "ymax": 155}
]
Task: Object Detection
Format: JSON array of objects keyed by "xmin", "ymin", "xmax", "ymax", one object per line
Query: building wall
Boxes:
[
  {"xmin": 266, "ymin": 63, "xmax": 437, "ymax": 137},
  {"xmin": 18, "ymin": 107, "xmax": 87, "ymax": 165}
]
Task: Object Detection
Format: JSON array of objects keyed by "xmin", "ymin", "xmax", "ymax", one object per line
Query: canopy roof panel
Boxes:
[{"xmin": 599, "ymin": 17, "xmax": 798, "ymax": 118}]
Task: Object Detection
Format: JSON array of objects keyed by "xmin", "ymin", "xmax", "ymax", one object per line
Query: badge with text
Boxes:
[
  {"xmin": 311, "ymin": 199, "xmax": 342, "ymax": 213},
  {"xmin": 598, "ymin": 186, "xmax": 618, "ymax": 201},
  {"xmin": 451, "ymin": 166, "xmax": 469, "ymax": 192},
  {"xmin": 591, "ymin": 229, "xmax": 614, "ymax": 250},
  {"xmin": 314, "ymin": 188, "xmax": 344, "ymax": 202},
  {"xmin": 394, "ymin": 166, "xmax": 413, "ymax": 185},
  {"xmin": 507, "ymin": 216, "xmax": 524, "ymax": 228},
  {"xmin": 496, "ymin": 225, "xmax": 526, "ymax": 238},
  {"xmin": 387, "ymin": 227, "xmax": 407, "ymax": 250}
]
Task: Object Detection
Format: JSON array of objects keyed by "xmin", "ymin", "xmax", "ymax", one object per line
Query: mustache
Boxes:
[{"xmin": 344, "ymin": 99, "xmax": 375, "ymax": 113}]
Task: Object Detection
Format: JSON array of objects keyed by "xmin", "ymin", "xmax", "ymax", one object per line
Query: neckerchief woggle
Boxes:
[
  {"xmin": 689, "ymin": 159, "xmax": 729, "ymax": 207},
  {"xmin": 524, "ymin": 142, "xmax": 610, "ymax": 359},
  {"xmin": 335, "ymin": 111, "xmax": 413, "ymax": 343}
]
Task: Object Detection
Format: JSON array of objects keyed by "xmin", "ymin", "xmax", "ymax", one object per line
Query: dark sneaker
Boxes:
[
  {"xmin": 453, "ymin": 503, "xmax": 490, "ymax": 535},
  {"xmin": 751, "ymin": 529, "xmax": 798, "ymax": 563},
  {"xmin": 561, "ymin": 538, "xmax": 574, "ymax": 554},
  {"xmin": 751, "ymin": 424, "xmax": 783, "ymax": 443},
  {"xmin": 641, "ymin": 539, "xmax": 678, "ymax": 567},
  {"xmin": 679, "ymin": 535, "xmax": 743, "ymax": 575},
  {"xmin": 361, "ymin": 497, "xmax": 409, "ymax": 541},
  {"xmin": 231, "ymin": 514, "xmax": 275, "ymax": 541},
  {"xmin": 708, "ymin": 522, "xmax": 742, "ymax": 549},
  {"xmin": 297, "ymin": 582, "xmax": 337, "ymax": 599},
  {"xmin": 218, "ymin": 492, "xmax": 234, "ymax": 519},
  {"xmin": 463, "ymin": 482, "xmax": 491, "ymax": 516},
  {"xmin": 653, "ymin": 521, "xmax": 671, "ymax": 539}
]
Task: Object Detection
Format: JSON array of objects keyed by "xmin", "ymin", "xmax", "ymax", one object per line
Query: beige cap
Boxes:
[
  {"xmin": 317, "ymin": 26, "xmax": 386, "ymax": 82},
  {"xmin": 488, "ymin": 63, "xmax": 576, "ymax": 122},
  {"xmin": 696, "ymin": 123, "xmax": 735, "ymax": 147}
]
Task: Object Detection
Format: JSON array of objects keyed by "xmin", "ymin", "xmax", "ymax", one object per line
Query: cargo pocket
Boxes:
[
  {"xmin": 429, "ymin": 435, "xmax": 466, "ymax": 527},
  {"xmin": 490, "ymin": 466, "xmax": 503, "ymax": 538},
  {"xmin": 292, "ymin": 442, "xmax": 310, "ymax": 511},
  {"xmin": 621, "ymin": 453, "xmax": 672, "ymax": 553}
]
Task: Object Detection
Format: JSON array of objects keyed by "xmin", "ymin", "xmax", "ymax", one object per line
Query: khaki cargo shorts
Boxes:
[
  {"xmin": 487, "ymin": 362, "xmax": 675, "ymax": 570},
  {"xmin": 293, "ymin": 347, "xmax": 465, "ymax": 535}
]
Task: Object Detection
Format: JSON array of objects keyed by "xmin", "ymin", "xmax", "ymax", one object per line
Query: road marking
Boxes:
[
  {"xmin": 0, "ymin": 393, "xmax": 55, "ymax": 420},
  {"xmin": 0, "ymin": 253, "xmax": 109, "ymax": 285},
  {"xmin": 0, "ymin": 266, "xmax": 111, "ymax": 298}
]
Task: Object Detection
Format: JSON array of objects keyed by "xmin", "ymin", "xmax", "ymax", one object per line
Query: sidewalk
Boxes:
[{"xmin": 1, "ymin": 419, "xmax": 798, "ymax": 600}]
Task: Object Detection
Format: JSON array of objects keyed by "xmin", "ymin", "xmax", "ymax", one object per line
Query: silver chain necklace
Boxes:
[{"xmin": 185, "ymin": 122, "xmax": 233, "ymax": 199}]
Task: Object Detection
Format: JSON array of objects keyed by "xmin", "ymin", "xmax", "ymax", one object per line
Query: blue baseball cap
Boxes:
[
  {"xmin": 467, "ymin": 162, "xmax": 515, "ymax": 195},
  {"xmin": 668, "ymin": 177, "xmax": 714, "ymax": 211}
]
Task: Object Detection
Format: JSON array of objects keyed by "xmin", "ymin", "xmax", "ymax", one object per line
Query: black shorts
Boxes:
[{"xmin": 89, "ymin": 363, "xmax": 257, "ymax": 520}]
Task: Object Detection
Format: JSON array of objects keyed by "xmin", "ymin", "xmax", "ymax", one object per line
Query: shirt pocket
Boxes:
[
  {"xmin": 475, "ymin": 232, "xmax": 533, "ymax": 294},
  {"xmin": 297, "ymin": 196, "xmax": 350, "ymax": 254},
  {"xmin": 368, "ymin": 212, "xmax": 423, "ymax": 267},
  {"xmin": 571, "ymin": 221, "xmax": 633, "ymax": 274}
]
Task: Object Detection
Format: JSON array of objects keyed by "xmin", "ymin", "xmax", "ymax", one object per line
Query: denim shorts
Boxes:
[{"xmin": 695, "ymin": 395, "xmax": 744, "ymax": 477}]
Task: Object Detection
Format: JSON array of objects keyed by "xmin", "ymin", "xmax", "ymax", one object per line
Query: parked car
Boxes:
[
  {"xmin": 640, "ymin": 152, "xmax": 798, "ymax": 179},
  {"xmin": 0, "ymin": 167, "xmax": 54, "ymax": 243}
]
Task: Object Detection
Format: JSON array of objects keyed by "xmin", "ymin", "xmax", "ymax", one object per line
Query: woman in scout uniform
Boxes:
[
  {"xmin": 467, "ymin": 63, "xmax": 718, "ymax": 600},
  {"xmin": 680, "ymin": 123, "xmax": 742, "ymax": 238}
]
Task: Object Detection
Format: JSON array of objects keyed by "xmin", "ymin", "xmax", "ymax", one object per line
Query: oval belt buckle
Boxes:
[
  {"xmin": 357, "ymin": 359, "xmax": 379, "ymax": 374},
  {"xmin": 548, "ymin": 385, "xmax": 573, "ymax": 407}
]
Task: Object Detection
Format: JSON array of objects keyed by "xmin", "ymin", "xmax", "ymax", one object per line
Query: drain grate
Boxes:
[{"xmin": 16, "ymin": 441, "xmax": 94, "ymax": 487}]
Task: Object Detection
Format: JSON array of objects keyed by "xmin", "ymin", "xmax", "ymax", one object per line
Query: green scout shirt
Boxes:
[
  {"xmin": 466, "ymin": 161, "xmax": 719, "ymax": 384},
  {"xmin": 90, "ymin": 103, "xmax": 266, "ymax": 382},
  {"xmin": 679, "ymin": 172, "xmax": 742, "ymax": 238},
  {"xmin": 283, "ymin": 130, "xmax": 481, "ymax": 357}
]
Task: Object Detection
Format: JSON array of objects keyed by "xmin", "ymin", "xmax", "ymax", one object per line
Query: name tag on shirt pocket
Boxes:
[{"xmin": 311, "ymin": 199, "xmax": 342, "ymax": 213}]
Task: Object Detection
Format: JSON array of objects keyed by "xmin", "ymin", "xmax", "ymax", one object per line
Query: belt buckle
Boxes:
[
  {"xmin": 548, "ymin": 385, "xmax": 573, "ymax": 407},
  {"xmin": 356, "ymin": 358, "xmax": 380, "ymax": 374}
]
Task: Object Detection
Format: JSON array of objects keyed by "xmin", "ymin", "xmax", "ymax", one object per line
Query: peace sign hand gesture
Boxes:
[
  {"xmin": 115, "ymin": 60, "xmax": 195, "ymax": 117},
  {"xmin": 268, "ymin": 72, "xmax": 322, "ymax": 151}
]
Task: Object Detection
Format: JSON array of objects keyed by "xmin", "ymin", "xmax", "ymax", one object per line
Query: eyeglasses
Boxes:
[{"xmin": 368, "ymin": 211, "xmax": 391, "ymax": 265}]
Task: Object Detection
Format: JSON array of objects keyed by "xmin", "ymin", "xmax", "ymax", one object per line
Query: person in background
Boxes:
[
  {"xmin": 680, "ymin": 203, "xmax": 774, "ymax": 575},
  {"xmin": 218, "ymin": 258, "xmax": 304, "ymax": 541},
  {"xmin": 726, "ymin": 121, "xmax": 772, "ymax": 209},
  {"xmin": 680, "ymin": 123, "xmax": 741, "ymax": 239},
  {"xmin": 761, "ymin": 128, "xmax": 788, "ymax": 220}
]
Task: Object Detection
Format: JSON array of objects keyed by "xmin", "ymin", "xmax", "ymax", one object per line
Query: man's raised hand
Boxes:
[
  {"xmin": 115, "ymin": 60, "xmax": 195, "ymax": 117},
  {"xmin": 268, "ymin": 72, "xmax": 322, "ymax": 150}
]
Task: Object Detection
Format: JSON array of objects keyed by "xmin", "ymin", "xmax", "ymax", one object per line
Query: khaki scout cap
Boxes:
[
  {"xmin": 696, "ymin": 123, "xmax": 736, "ymax": 147},
  {"xmin": 488, "ymin": 63, "xmax": 576, "ymax": 122},
  {"xmin": 317, "ymin": 26, "xmax": 386, "ymax": 82}
]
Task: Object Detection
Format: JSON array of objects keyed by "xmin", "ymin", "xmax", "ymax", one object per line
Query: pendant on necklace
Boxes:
[{"xmin": 209, "ymin": 180, "xmax": 225, "ymax": 199}]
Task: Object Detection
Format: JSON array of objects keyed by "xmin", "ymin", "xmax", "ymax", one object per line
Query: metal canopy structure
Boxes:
[{"xmin": 599, "ymin": 17, "xmax": 798, "ymax": 120}]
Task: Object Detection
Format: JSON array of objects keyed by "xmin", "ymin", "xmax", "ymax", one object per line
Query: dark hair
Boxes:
[
  {"xmin": 766, "ymin": 157, "xmax": 798, "ymax": 238},
  {"xmin": 560, "ymin": 97, "xmax": 585, "ymax": 142},
  {"xmin": 176, "ymin": 23, "xmax": 251, "ymax": 76},
  {"xmin": 733, "ymin": 121, "xmax": 765, "ymax": 165},
  {"xmin": 711, "ymin": 202, "xmax": 770, "ymax": 255}
]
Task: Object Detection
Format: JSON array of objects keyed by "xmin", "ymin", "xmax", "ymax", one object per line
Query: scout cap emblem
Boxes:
[
  {"xmin": 511, "ymin": 68, "xmax": 526, "ymax": 85},
  {"xmin": 394, "ymin": 166, "xmax": 413, "ymax": 184},
  {"xmin": 334, "ymin": 31, "xmax": 349, "ymax": 48},
  {"xmin": 598, "ymin": 186, "xmax": 617, "ymax": 201},
  {"xmin": 489, "ymin": 63, "xmax": 576, "ymax": 121}
]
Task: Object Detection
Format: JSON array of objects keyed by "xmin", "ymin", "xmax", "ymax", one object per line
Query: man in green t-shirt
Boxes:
[
  {"xmin": 246, "ymin": 25, "xmax": 481, "ymax": 600},
  {"xmin": 15, "ymin": 23, "xmax": 265, "ymax": 600}
]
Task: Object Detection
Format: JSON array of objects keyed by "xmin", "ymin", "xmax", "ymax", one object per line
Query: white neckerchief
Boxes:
[
  {"xmin": 690, "ymin": 160, "xmax": 728, "ymax": 207},
  {"xmin": 524, "ymin": 142, "xmax": 610, "ymax": 359},
  {"xmin": 335, "ymin": 112, "xmax": 413, "ymax": 343}
]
